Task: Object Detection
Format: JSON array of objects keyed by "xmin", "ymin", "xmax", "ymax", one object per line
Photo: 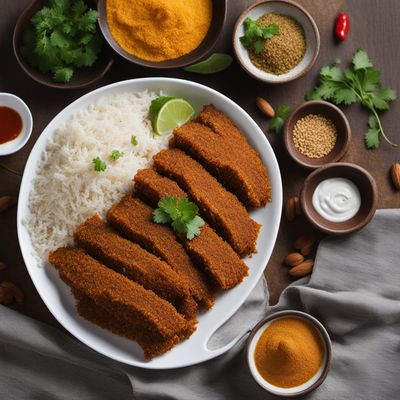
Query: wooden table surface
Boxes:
[{"xmin": 1, "ymin": 0, "xmax": 399, "ymax": 330}]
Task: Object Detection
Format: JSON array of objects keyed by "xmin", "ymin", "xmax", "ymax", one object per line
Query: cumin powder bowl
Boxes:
[{"xmin": 246, "ymin": 310, "xmax": 332, "ymax": 397}]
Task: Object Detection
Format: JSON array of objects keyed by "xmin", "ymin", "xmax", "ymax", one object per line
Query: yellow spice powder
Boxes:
[{"xmin": 106, "ymin": 0, "xmax": 213, "ymax": 62}]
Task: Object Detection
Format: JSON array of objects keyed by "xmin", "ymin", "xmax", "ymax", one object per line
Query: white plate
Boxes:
[{"xmin": 17, "ymin": 78, "xmax": 282, "ymax": 369}]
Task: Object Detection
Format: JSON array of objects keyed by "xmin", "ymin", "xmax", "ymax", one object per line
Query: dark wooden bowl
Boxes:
[
  {"xmin": 283, "ymin": 100, "xmax": 351, "ymax": 169},
  {"xmin": 13, "ymin": 0, "xmax": 114, "ymax": 89},
  {"xmin": 97, "ymin": 0, "xmax": 226, "ymax": 68},
  {"xmin": 300, "ymin": 163, "xmax": 378, "ymax": 235},
  {"xmin": 246, "ymin": 310, "xmax": 332, "ymax": 397}
]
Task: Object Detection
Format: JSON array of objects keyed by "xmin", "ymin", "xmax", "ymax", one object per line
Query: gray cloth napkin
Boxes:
[{"xmin": 1, "ymin": 209, "xmax": 400, "ymax": 399}]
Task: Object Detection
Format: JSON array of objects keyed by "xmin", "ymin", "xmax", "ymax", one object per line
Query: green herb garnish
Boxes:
[
  {"xmin": 269, "ymin": 105, "xmax": 293, "ymax": 134},
  {"xmin": 20, "ymin": 0, "xmax": 103, "ymax": 83},
  {"xmin": 92, "ymin": 157, "xmax": 106, "ymax": 172},
  {"xmin": 149, "ymin": 96, "xmax": 177, "ymax": 116},
  {"xmin": 131, "ymin": 135, "xmax": 138, "ymax": 146},
  {"xmin": 109, "ymin": 149, "xmax": 124, "ymax": 160},
  {"xmin": 184, "ymin": 53, "xmax": 233, "ymax": 74},
  {"xmin": 240, "ymin": 18, "xmax": 279, "ymax": 54},
  {"xmin": 153, "ymin": 196, "xmax": 205, "ymax": 240},
  {"xmin": 306, "ymin": 49, "xmax": 397, "ymax": 149}
]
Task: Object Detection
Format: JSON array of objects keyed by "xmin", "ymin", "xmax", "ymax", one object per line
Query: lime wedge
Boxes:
[{"xmin": 153, "ymin": 98, "xmax": 195, "ymax": 135}]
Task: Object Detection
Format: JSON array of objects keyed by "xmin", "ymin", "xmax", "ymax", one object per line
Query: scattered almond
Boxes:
[
  {"xmin": 390, "ymin": 163, "xmax": 400, "ymax": 190},
  {"xmin": 294, "ymin": 196, "xmax": 302, "ymax": 215},
  {"xmin": 0, "ymin": 261, "xmax": 6, "ymax": 270},
  {"xmin": 256, "ymin": 97, "xmax": 275, "ymax": 118},
  {"xmin": 285, "ymin": 197, "xmax": 297, "ymax": 221},
  {"xmin": 293, "ymin": 233, "xmax": 317, "ymax": 256},
  {"xmin": 284, "ymin": 252, "xmax": 304, "ymax": 267},
  {"xmin": 288, "ymin": 259, "xmax": 314, "ymax": 277},
  {"xmin": 0, "ymin": 282, "xmax": 24, "ymax": 304},
  {"xmin": 0, "ymin": 196, "xmax": 17, "ymax": 213},
  {"xmin": 0, "ymin": 286, "xmax": 14, "ymax": 305}
]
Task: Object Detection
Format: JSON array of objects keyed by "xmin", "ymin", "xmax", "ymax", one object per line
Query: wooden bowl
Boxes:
[
  {"xmin": 300, "ymin": 163, "xmax": 378, "ymax": 235},
  {"xmin": 97, "ymin": 0, "xmax": 226, "ymax": 68},
  {"xmin": 233, "ymin": 0, "xmax": 320, "ymax": 84},
  {"xmin": 283, "ymin": 100, "xmax": 351, "ymax": 169},
  {"xmin": 13, "ymin": 0, "xmax": 114, "ymax": 89},
  {"xmin": 246, "ymin": 310, "xmax": 332, "ymax": 397}
]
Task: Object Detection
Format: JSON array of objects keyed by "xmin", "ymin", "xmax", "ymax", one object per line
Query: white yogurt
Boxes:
[{"xmin": 312, "ymin": 178, "xmax": 361, "ymax": 223}]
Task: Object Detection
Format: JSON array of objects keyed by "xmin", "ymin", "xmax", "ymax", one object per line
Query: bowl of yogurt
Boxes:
[{"xmin": 300, "ymin": 163, "xmax": 377, "ymax": 235}]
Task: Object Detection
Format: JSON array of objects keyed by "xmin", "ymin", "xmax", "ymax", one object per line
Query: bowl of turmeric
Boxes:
[
  {"xmin": 246, "ymin": 310, "xmax": 332, "ymax": 397},
  {"xmin": 97, "ymin": 0, "xmax": 227, "ymax": 68}
]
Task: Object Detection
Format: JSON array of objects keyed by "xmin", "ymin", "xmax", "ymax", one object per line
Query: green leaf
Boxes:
[
  {"xmin": 185, "ymin": 216, "xmax": 205, "ymax": 240},
  {"xmin": 365, "ymin": 128, "xmax": 380, "ymax": 149},
  {"xmin": 53, "ymin": 66, "xmax": 73, "ymax": 82},
  {"xmin": 157, "ymin": 196, "xmax": 179, "ymax": 220},
  {"xmin": 370, "ymin": 93, "xmax": 389, "ymax": 110},
  {"xmin": 253, "ymin": 40, "xmax": 265, "ymax": 54},
  {"xmin": 240, "ymin": 18, "xmax": 279, "ymax": 53},
  {"xmin": 149, "ymin": 96, "xmax": 176, "ymax": 116},
  {"xmin": 368, "ymin": 114, "xmax": 380, "ymax": 129},
  {"xmin": 92, "ymin": 157, "xmax": 106, "ymax": 172},
  {"xmin": 153, "ymin": 208, "xmax": 171, "ymax": 224},
  {"xmin": 109, "ymin": 149, "xmax": 124, "ymax": 160},
  {"xmin": 177, "ymin": 197, "xmax": 198, "ymax": 222},
  {"xmin": 131, "ymin": 135, "xmax": 138, "ymax": 146},
  {"xmin": 333, "ymin": 88, "xmax": 358, "ymax": 105},
  {"xmin": 352, "ymin": 49, "xmax": 373, "ymax": 70},
  {"xmin": 268, "ymin": 104, "xmax": 292, "ymax": 134},
  {"xmin": 183, "ymin": 53, "xmax": 233, "ymax": 74}
]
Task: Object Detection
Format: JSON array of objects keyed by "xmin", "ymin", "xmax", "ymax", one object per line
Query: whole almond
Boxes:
[
  {"xmin": 391, "ymin": 163, "xmax": 400, "ymax": 190},
  {"xmin": 0, "ymin": 196, "xmax": 17, "ymax": 213},
  {"xmin": 293, "ymin": 233, "xmax": 317, "ymax": 256},
  {"xmin": 285, "ymin": 197, "xmax": 296, "ymax": 221},
  {"xmin": 1, "ymin": 282, "xmax": 24, "ymax": 304},
  {"xmin": 256, "ymin": 97, "xmax": 275, "ymax": 118},
  {"xmin": 288, "ymin": 259, "xmax": 314, "ymax": 277},
  {"xmin": 0, "ymin": 286, "xmax": 14, "ymax": 305},
  {"xmin": 0, "ymin": 261, "xmax": 6, "ymax": 270},
  {"xmin": 294, "ymin": 196, "xmax": 302, "ymax": 215},
  {"xmin": 284, "ymin": 252, "xmax": 304, "ymax": 267}
]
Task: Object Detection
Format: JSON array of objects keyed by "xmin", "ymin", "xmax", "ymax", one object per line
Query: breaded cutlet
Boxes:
[
  {"xmin": 107, "ymin": 195, "xmax": 215, "ymax": 309},
  {"xmin": 74, "ymin": 215, "xmax": 198, "ymax": 319},
  {"xmin": 152, "ymin": 149, "xmax": 260, "ymax": 257},
  {"xmin": 49, "ymin": 247, "xmax": 195, "ymax": 359},
  {"xmin": 170, "ymin": 120, "xmax": 272, "ymax": 208},
  {"xmin": 134, "ymin": 168, "xmax": 249, "ymax": 289}
]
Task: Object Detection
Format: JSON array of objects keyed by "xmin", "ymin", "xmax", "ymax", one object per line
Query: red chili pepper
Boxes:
[{"xmin": 335, "ymin": 12, "xmax": 349, "ymax": 41}]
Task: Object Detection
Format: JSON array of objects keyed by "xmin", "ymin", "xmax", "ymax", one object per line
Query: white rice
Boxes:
[{"xmin": 24, "ymin": 90, "xmax": 169, "ymax": 263}]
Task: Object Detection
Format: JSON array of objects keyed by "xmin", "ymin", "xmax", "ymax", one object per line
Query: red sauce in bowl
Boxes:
[{"xmin": 0, "ymin": 106, "xmax": 23, "ymax": 144}]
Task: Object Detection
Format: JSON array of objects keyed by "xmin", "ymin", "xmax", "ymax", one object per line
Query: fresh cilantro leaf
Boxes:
[
  {"xmin": 157, "ymin": 196, "xmax": 179, "ymax": 220},
  {"xmin": 92, "ymin": 157, "xmax": 106, "ymax": 172},
  {"xmin": 365, "ymin": 115, "xmax": 380, "ymax": 149},
  {"xmin": 131, "ymin": 135, "xmax": 138, "ymax": 146},
  {"xmin": 53, "ymin": 66, "xmax": 73, "ymax": 82},
  {"xmin": 149, "ymin": 96, "xmax": 176, "ymax": 116},
  {"xmin": 153, "ymin": 208, "xmax": 171, "ymax": 224},
  {"xmin": 185, "ymin": 216, "xmax": 205, "ymax": 240},
  {"xmin": 262, "ymin": 23, "xmax": 279, "ymax": 39},
  {"xmin": 109, "ymin": 149, "xmax": 124, "ymax": 160},
  {"xmin": 240, "ymin": 18, "xmax": 279, "ymax": 53},
  {"xmin": 268, "ymin": 104, "xmax": 293, "ymax": 134},
  {"xmin": 178, "ymin": 197, "xmax": 198, "ymax": 222},
  {"xmin": 253, "ymin": 40, "xmax": 265, "ymax": 54},
  {"xmin": 352, "ymin": 49, "xmax": 373, "ymax": 70}
]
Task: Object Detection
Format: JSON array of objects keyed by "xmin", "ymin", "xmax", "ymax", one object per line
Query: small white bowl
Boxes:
[
  {"xmin": 0, "ymin": 93, "xmax": 33, "ymax": 156},
  {"xmin": 233, "ymin": 0, "xmax": 320, "ymax": 84},
  {"xmin": 246, "ymin": 310, "xmax": 332, "ymax": 397}
]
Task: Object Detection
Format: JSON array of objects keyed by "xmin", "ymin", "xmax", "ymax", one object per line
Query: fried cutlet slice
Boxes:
[
  {"xmin": 48, "ymin": 247, "xmax": 195, "ymax": 359},
  {"xmin": 107, "ymin": 195, "xmax": 215, "ymax": 308},
  {"xmin": 170, "ymin": 120, "xmax": 271, "ymax": 208},
  {"xmin": 74, "ymin": 215, "xmax": 198, "ymax": 319},
  {"xmin": 152, "ymin": 149, "xmax": 260, "ymax": 256},
  {"xmin": 134, "ymin": 168, "xmax": 249, "ymax": 289}
]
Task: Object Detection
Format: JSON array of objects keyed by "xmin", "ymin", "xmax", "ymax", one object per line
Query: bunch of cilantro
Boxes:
[
  {"xmin": 21, "ymin": 0, "xmax": 103, "ymax": 83},
  {"xmin": 306, "ymin": 49, "xmax": 397, "ymax": 149},
  {"xmin": 153, "ymin": 196, "xmax": 205, "ymax": 240}
]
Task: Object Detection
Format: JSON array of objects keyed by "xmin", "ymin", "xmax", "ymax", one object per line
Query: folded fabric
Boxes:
[{"xmin": 1, "ymin": 209, "xmax": 400, "ymax": 400}]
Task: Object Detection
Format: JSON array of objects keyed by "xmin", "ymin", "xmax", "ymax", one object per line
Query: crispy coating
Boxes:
[
  {"xmin": 49, "ymin": 247, "xmax": 195, "ymax": 359},
  {"xmin": 107, "ymin": 195, "xmax": 215, "ymax": 309},
  {"xmin": 171, "ymin": 119, "xmax": 271, "ymax": 207},
  {"xmin": 153, "ymin": 149, "xmax": 260, "ymax": 256},
  {"xmin": 134, "ymin": 168, "xmax": 249, "ymax": 289},
  {"xmin": 74, "ymin": 215, "xmax": 198, "ymax": 319}
]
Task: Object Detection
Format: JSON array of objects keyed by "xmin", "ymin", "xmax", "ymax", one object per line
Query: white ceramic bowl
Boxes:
[
  {"xmin": 0, "ymin": 93, "xmax": 33, "ymax": 156},
  {"xmin": 246, "ymin": 310, "xmax": 332, "ymax": 397},
  {"xmin": 233, "ymin": 0, "xmax": 320, "ymax": 84}
]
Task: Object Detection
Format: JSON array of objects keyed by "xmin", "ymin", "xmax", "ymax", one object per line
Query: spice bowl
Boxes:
[
  {"xmin": 283, "ymin": 100, "xmax": 351, "ymax": 169},
  {"xmin": 97, "ymin": 0, "xmax": 227, "ymax": 68},
  {"xmin": 246, "ymin": 310, "xmax": 332, "ymax": 397},
  {"xmin": 300, "ymin": 163, "xmax": 378, "ymax": 235},
  {"xmin": 233, "ymin": 0, "xmax": 320, "ymax": 84}
]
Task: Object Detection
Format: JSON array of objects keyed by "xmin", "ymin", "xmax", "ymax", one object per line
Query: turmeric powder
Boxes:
[
  {"xmin": 106, "ymin": 0, "xmax": 213, "ymax": 62},
  {"xmin": 254, "ymin": 318, "xmax": 324, "ymax": 388}
]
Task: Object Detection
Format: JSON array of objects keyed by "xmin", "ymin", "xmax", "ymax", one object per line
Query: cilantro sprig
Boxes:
[
  {"xmin": 306, "ymin": 49, "xmax": 397, "ymax": 149},
  {"xmin": 240, "ymin": 18, "xmax": 279, "ymax": 54},
  {"xmin": 153, "ymin": 196, "xmax": 205, "ymax": 240},
  {"xmin": 109, "ymin": 150, "xmax": 124, "ymax": 161},
  {"xmin": 269, "ymin": 105, "xmax": 293, "ymax": 134},
  {"xmin": 92, "ymin": 157, "xmax": 106, "ymax": 172},
  {"xmin": 20, "ymin": 0, "xmax": 103, "ymax": 83}
]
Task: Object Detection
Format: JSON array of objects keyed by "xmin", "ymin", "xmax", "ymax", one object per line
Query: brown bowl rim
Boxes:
[
  {"xmin": 283, "ymin": 100, "xmax": 351, "ymax": 170},
  {"xmin": 13, "ymin": 0, "xmax": 114, "ymax": 90},
  {"xmin": 300, "ymin": 162, "xmax": 378, "ymax": 235},
  {"xmin": 232, "ymin": 0, "xmax": 320, "ymax": 84},
  {"xmin": 245, "ymin": 310, "xmax": 332, "ymax": 398},
  {"xmin": 97, "ymin": 0, "xmax": 227, "ymax": 69}
]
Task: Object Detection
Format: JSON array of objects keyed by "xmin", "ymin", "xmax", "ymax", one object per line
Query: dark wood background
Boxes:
[{"xmin": 1, "ymin": 0, "xmax": 399, "ymax": 330}]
